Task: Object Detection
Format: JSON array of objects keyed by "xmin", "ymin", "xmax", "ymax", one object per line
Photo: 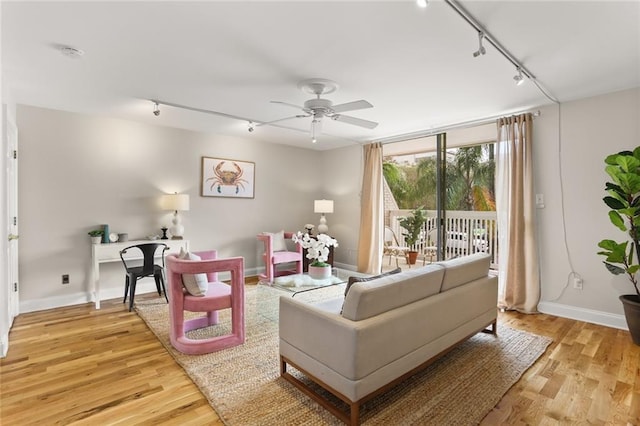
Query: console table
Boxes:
[{"xmin": 91, "ymin": 239, "xmax": 189, "ymax": 309}]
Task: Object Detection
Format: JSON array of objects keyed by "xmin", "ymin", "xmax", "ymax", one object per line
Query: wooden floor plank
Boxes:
[{"xmin": 2, "ymin": 290, "xmax": 640, "ymax": 425}]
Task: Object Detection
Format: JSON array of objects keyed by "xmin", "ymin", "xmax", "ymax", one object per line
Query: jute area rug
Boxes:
[{"xmin": 135, "ymin": 285, "xmax": 552, "ymax": 426}]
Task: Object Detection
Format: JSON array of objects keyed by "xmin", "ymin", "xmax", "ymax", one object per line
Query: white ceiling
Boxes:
[{"xmin": 2, "ymin": 1, "xmax": 639, "ymax": 151}]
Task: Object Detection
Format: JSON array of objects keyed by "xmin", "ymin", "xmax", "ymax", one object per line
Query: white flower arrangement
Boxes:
[{"xmin": 291, "ymin": 232, "xmax": 339, "ymax": 267}]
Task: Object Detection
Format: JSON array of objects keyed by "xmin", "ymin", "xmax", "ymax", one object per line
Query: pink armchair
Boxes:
[
  {"xmin": 257, "ymin": 232, "xmax": 303, "ymax": 282},
  {"xmin": 166, "ymin": 250, "xmax": 244, "ymax": 355}
]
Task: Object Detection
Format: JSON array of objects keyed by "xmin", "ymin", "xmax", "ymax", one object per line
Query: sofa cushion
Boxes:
[
  {"xmin": 341, "ymin": 264, "xmax": 445, "ymax": 321},
  {"xmin": 178, "ymin": 248, "xmax": 208, "ymax": 296},
  {"xmin": 435, "ymin": 253, "xmax": 491, "ymax": 292}
]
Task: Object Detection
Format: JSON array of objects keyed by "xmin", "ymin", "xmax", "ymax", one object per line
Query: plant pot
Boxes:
[
  {"xmin": 407, "ymin": 251, "xmax": 418, "ymax": 265},
  {"xmin": 308, "ymin": 265, "xmax": 331, "ymax": 280},
  {"xmin": 91, "ymin": 236, "xmax": 102, "ymax": 244},
  {"xmin": 620, "ymin": 294, "xmax": 640, "ymax": 345}
]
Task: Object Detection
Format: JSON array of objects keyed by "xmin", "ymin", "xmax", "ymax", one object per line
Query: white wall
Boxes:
[
  {"xmin": 17, "ymin": 105, "xmax": 326, "ymax": 312},
  {"xmin": 319, "ymin": 144, "xmax": 363, "ymax": 268},
  {"xmin": 535, "ymin": 87, "xmax": 640, "ymax": 328}
]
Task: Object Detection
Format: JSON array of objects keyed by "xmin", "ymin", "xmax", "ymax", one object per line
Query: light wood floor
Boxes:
[{"xmin": 1, "ymin": 286, "xmax": 639, "ymax": 425}]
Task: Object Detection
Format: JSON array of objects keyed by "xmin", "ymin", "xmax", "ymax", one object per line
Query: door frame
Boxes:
[{"xmin": 2, "ymin": 105, "xmax": 19, "ymax": 357}]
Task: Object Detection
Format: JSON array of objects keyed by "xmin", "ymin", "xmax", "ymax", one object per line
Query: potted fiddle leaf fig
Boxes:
[
  {"xmin": 597, "ymin": 147, "xmax": 640, "ymax": 345},
  {"xmin": 399, "ymin": 207, "xmax": 427, "ymax": 265}
]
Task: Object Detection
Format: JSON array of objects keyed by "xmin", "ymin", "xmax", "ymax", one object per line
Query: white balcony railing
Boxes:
[{"xmin": 388, "ymin": 209, "xmax": 498, "ymax": 268}]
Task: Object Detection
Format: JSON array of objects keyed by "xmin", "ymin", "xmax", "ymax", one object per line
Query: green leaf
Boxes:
[
  {"xmin": 617, "ymin": 173, "xmax": 640, "ymax": 195},
  {"xmin": 618, "ymin": 207, "xmax": 639, "ymax": 218},
  {"xmin": 605, "ymin": 164, "xmax": 623, "ymax": 183},
  {"xmin": 599, "ymin": 241, "xmax": 628, "ymax": 263},
  {"xmin": 603, "ymin": 196, "xmax": 626, "ymax": 210},
  {"xmin": 629, "ymin": 265, "xmax": 640, "ymax": 274},
  {"xmin": 609, "ymin": 211, "xmax": 627, "ymax": 231},
  {"xmin": 633, "ymin": 146, "xmax": 640, "ymax": 160},
  {"xmin": 598, "ymin": 239, "xmax": 619, "ymax": 251},
  {"xmin": 615, "ymin": 155, "xmax": 640, "ymax": 174},
  {"xmin": 605, "ymin": 153, "xmax": 622, "ymax": 166},
  {"xmin": 605, "ymin": 184, "xmax": 626, "ymax": 202},
  {"xmin": 604, "ymin": 262, "xmax": 626, "ymax": 275}
]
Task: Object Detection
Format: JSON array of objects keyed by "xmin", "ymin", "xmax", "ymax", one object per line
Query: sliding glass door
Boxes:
[{"xmin": 382, "ymin": 125, "xmax": 497, "ymax": 269}]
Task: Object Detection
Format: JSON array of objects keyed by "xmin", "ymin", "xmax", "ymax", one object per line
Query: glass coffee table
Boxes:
[{"xmin": 260, "ymin": 268, "xmax": 365, "ymax": 297}]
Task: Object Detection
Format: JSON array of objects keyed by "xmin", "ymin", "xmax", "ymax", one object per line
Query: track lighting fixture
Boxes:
[
  {"xmin": 472, "ymin": 31, "xmax": 486, "ymax": 57},
  {"xmin": 416, "ymin": 0, "xmax": 429, "ymax": 8},
  {"xmin": 247, "ymin": 121, "xmax": 255, "ymax": 132},
  {"xmin": 153, "ymin": 102, "xmax": 160, "ymax": 116},
  {"xmin": 513, "ymin": 68, "xmax": 525, "ymax": 86}
]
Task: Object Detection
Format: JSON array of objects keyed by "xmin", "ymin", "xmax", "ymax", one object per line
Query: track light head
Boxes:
[
  {"xmin": 473, "ymin": 32, "xmax": 486, "ymax": 57},
  {"xmin": 513, "ymin": 68, "xmax": 525, "ymax": 86},
  {"xmin": 153, "ymin": 102, "xmax": 160, "ymax": 117},
  {"xmin": 247, "ymin": 122, "xmax": 255, "ymax": 132}
]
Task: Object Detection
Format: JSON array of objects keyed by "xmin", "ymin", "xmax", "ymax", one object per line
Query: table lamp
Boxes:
[
  {"xmin": 162, "ymin": 193, "xmax": 190, "ymax": 239},
  {"xmin": 314, "ymin": 199, "xmax": 334, "ymax": 234}
]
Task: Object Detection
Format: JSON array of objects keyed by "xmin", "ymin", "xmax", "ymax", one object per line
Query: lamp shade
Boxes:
[
  {"xmin": 314, "ymin": 199, "xmax": 334, "ymax": 214},
  {"xmin": 162, "ymin": 193, "xmax": 190, "ymax": 211}
]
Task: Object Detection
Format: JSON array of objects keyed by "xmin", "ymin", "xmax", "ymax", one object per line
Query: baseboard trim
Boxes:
[
  {"xmin": 538, "ymin": 301, "xmax": 628, "ymax": 330},
  {"xmin": 20, "ymin": 292, "xmax": 93, "ymax": 314},
  {"xmin": 20, "ymin": 267, "xmax": 265, "ymax": 313}
]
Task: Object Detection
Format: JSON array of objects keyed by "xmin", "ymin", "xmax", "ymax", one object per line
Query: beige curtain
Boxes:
[
  {"xmin": 357, "ymin": 142, "xmax": 384, "ymax": 274},
  {"xmin": 495, "ymin": 114, "xmax": 540, "ymax": 313}
]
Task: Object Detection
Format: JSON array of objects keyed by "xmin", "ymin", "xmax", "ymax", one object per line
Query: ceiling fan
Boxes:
[{"xmin": 256, "ymin": 78, "xmax": 379, "ymax": 143}]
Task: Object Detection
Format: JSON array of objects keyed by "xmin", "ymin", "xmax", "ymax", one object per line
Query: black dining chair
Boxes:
[{"xmin": 119, "ymin": 243, "xmax": 169, "ymax": 311}]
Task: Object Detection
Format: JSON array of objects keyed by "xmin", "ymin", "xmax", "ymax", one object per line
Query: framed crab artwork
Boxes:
[{"xmin": 201, "ymin": 157, "xmax": 255, "ymax": 198}]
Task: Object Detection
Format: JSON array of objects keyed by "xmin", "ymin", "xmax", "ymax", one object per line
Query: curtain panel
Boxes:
[
  {"xmin": 495, "ymin": 113, "xmax": 540, "ymax": 313},
  {"xmin": 357, "ymin": 142, "xmax": 384, "ymax": 274}
]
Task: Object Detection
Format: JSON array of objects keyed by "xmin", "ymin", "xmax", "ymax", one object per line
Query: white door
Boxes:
[{"xmin": 5, "ymin": 106, "xmax": 18, "ymax": 327}]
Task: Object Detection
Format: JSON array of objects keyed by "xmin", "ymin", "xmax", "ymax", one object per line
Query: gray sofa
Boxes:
[{"xmin": 279, "ymin": 253, "xmax": 498, "ymax": 425}]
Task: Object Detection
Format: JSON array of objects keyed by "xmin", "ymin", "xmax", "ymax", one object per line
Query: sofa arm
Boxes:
[{"xmin": 279, "ymin": 296, "xmax": 359, "ymax": 379}]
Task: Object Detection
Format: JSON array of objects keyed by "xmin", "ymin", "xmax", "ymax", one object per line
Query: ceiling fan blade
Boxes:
[
  {"xmin": 331, "ymin": 100, "xmax": 373, "ymax": 113},
  {"xmin": 332, "ymin": 114, "xmax": 379, "ymax": 129},
  {"xmin": 257, "ymin": 114, "xmax": 309, "ymax": 127},
  {"xmin": 270, "ymin": 100, "xmax": 306, "ymax": 111}
]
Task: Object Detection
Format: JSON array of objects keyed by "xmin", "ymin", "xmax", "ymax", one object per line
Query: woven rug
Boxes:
[{"xmin": 135, "ymin": 285, "xmax": 552, "ymax": 425}]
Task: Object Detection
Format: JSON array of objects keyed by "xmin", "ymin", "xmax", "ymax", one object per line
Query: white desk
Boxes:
[{"xmin": 91, "ymin": 239, "xmax": 189, "ymax": 309}]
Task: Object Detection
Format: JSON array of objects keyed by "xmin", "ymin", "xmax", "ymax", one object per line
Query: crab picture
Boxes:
[{"xmin": 206, "ymin": 161, "xmax": 249, "ymax": 194}]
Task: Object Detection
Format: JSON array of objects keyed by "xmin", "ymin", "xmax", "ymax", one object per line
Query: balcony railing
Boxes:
[{"xmin": 388, "ymin": 209, "xmax": 498, "ymax": 268}]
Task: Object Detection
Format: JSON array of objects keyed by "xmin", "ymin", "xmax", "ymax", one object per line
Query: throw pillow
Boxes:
[
  {"xmin": 268, "ymin": 230, "xmax": 288, "ymax": 252},
  {"xmin": 178, "ymin": 248, "xmax": 209, "ymax": 297},
  {"xmin": 344, "ymin": 267, "xmax": 402, "ymax": 297},
  {"xmin": 340, "ymin": 268, "xmax": 402, "ymax": 315}
]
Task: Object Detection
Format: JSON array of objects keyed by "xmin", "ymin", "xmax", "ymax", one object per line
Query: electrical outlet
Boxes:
[
  {"xmin": 62, "ymin": 274, "xmax": 69, "ymax": 284},
  {"xmin": 573, "ymin": 277, "xmax": 583, "ymax": 290}
]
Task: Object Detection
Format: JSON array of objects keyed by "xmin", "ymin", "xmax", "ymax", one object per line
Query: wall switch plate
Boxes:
[
  {"xmin": 62, "ymin": 274, "xmax": 69, "ymax": 284},
  {"xmin": 535, "ymin": 193, "xmax": 545, "ymax": 208}
]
